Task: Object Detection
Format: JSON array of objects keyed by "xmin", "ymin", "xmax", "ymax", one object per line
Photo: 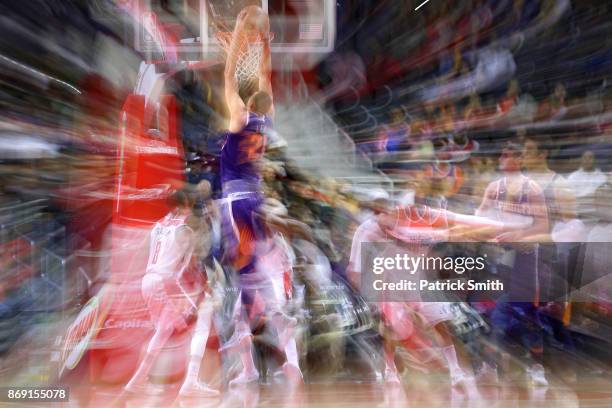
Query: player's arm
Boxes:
[
  {"xmin": 475, "ymin": 181, "xmax": 497, "ymax": 218},
  {"xmin": 174, "ymin": 225, "xmax": 199, "ymax": 310},
  {"xmin": 444, "ymin": 210, "xmax": 505, "ymax": 242},
  {"xmin": 260, "ymin": 210, "xmax": 314, "ymax": 242},
  {"xmin": 446, "ymin": 211, "xmax": 505, "ymax": 228},
  {"xmin": 258, "ymin": 33, "xmax": 274, "ymax": 118},
  {"xmin": 445, "ymin": 182, "xmax": 504, "ymax": 228},
  {"xmin": 445, "ymin": 182, "xmax": 508, "ymax": 241},
  {"xmin": 225, "ymin": 14, "xmax": 249, "ymax": 132},
  {"xmin": 145, "ymin": 226, "xmax": 160, "ymax": 271},
  {"xmin": 175, "ymin": 225, "xmax": 196, "ymax": 280}
]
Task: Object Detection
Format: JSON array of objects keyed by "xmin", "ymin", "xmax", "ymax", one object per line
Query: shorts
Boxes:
[
  {"xmin": 378, "ymin": 302, "xmax": 453, "ymax": 342},
  {"xmin": 379, "ymin": 302, "xmax": 414, "ymax": 340},
  {"xmin": 239, "ymin": 267, "xmax": 288, "ymax": 321},
  {"xmin": 141, "ymin": 273, "xmax": 191, "ymax": 332},
  {"xmin": 412, "ymin": 302, "xmax": 454, "ymax": 327},
  {"xmin": 221, "ymin": 185, "xmax": 264, "ymax": 274}
]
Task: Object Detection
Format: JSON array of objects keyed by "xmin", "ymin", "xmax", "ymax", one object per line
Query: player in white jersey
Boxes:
[
  {"xmin": 147, "ymin": 208, "xmax": 193, "ymax": 278},
  {"xmin": 125, "ymin": 189, "xmax": 217, "ymax": 395},
  {"xmin": 349, "ymin": 171, "xmax": 514, "ymax": 387}
]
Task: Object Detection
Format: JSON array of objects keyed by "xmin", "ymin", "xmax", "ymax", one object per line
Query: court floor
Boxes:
[
  {"xmin": 1, "ymin": 321, "xmax": 610, "ymax": 407},
  {"xmin": 46, "ymin": 372, "xmax": 611, "ymax": 408}
]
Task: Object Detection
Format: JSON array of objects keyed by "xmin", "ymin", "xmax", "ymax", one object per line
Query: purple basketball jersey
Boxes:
[{"xmin": 220, "ymin": 112, "xmax": 271, "ymax": 187}]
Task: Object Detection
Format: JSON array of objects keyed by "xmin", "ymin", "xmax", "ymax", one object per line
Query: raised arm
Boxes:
[
  {"xmin": 225, "ymin": 14, "xmax": 248, "ymax": 132},
  {"xmin": 258, "ymin": 34, "xmax": 274, "ymax": 118}
]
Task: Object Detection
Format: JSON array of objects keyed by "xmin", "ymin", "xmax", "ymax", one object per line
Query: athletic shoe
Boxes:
[
  {"xmin": 384, "ymin": 368, "xmax": 401, "ymax": 384},
  {"xmin": 450, "ymin": 370, "xmax": 472, "ymax": 388},
  {"xmin": 179, "ymin": 381, "xmax": 220, "ymax": 397},
  {"xmin": 282, "ymin": 362, "xmax": 303, "ymax": 384},
  {"xmin": 476, "ymin": 362, "xmax": 499, "ymax": 384},
  {"xmin": 219, "ymin": 330, "xmax": 252, "ymax": 352},
  {"xmin": 229, "ymin": 370, "xmax": 259, "ymax": 387},
  {"xmin": 527, "ymin": 364, "xmax": 549, "ymax": 387},
  {"xmin": 124, "ymin": 382, "xmax": 165, "ymax": 395}
]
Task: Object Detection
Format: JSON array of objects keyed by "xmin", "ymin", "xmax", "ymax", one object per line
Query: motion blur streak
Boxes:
[{"xmin": 0, "ymin": 1, "xmax": 611, "ymax": 407}]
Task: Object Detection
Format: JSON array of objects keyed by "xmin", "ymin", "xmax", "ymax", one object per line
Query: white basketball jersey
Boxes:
[
  {"xmin": 489, "ymin": 176, "xmax": 535, "ymax": 228},
  {"xmin": 146, "ymin": 212, "xmax": 193, "ymax": 277}
]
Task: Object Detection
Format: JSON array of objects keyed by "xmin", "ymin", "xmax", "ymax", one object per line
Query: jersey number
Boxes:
[{"xmin": 238, "ymin": 133, "xmax": 265, "ymax": 165}]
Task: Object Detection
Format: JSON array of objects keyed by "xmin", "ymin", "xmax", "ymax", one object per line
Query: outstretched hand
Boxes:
[
  {"xmin": 235, "ymin": 9, "xmax": 249, "ymax": 27},
  {"xmin": 235, "ymin": 6, "xmax": 270, "ymax": 35}
]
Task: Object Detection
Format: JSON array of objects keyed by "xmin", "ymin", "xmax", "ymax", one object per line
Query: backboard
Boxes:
[{"xmin": 131, "ymin": 0, "xmax": 335, "ymax": 64}]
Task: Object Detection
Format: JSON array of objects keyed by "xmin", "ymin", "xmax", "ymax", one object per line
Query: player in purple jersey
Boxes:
[
  {"xmin": 219, "ymin": 8, "xmax": 303, "ymax": 387},
  {"xmin": 220, "ymin": 7, "xmax": 274, "ymax": 276},
  {"xmin": 476, "ymin": 142, "xmax": 550, "ymax": 386}
]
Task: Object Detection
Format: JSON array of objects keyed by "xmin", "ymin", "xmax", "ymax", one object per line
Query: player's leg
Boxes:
[
  {"xmin": 383, "ymin": 338, "xmax": 401, "ymax": 384},
  {"xmin": 223, "ymin": 286, "xmax": 259, "ymax": 386},
  {"xmin": 418, "ymin": 303, "xmax": 473, "ymax": 386},
  {"xmin": 489, "ymin": 298, "xmax": 516, "ymax": 375},
  {"xmin": 399, "ymin": 329, "xmax": 446, "ymax": 370},
  {"xmin": 268, "ymin": 300, "xmax": 302, "ymax": 383},
  {"xmin": 228, "ymin": 323, "xmax": 259, "ymax": 385},
  {"xmin": 229, "ymin": 198, "xmax": 260, "ymax": 274},
  {"xmin": 219, "ymin": 196, "xmax": 266, "ymax": 385},
  {"xmin": 125, "ymin": 274, "xmax": 182, "ymax": 392},
  {"xmin": 380, "ymin": 303, "xmax": 411, "ymax": 383},
  {"xmin": 225, "ymin": 200, "xmax": 261, "ymax": 385},
  {"xmin": 179, "ymin": 295, "xmax": 219, "ymax": 396},
  {"xmin": 520, "ymin": 303, "xmax": 548, "ymax": 386},
  {"xmin": 265, "ymin": 311, "xmax": 301, "ymax": 383},
  {"xmin": 431, "ymin": 322, "xmax": 470, "ymax": 384},
  {"xmin": 125, "ymin": 320, "xmax": 174, "ymax": 392}
]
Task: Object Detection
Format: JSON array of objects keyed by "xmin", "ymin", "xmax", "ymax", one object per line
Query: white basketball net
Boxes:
[{"xmin": 217, "ymin": 32, "xmax": 272, "ymax": 83}]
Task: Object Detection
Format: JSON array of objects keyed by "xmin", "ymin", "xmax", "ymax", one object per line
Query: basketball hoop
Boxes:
[{"xmin": 216, "ymin": 31, "xmax": 274, "ymax": 83}]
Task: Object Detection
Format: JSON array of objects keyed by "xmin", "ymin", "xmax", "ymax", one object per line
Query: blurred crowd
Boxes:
[{"xmin": 0, "ymin": 0, "xmax": 610, "ymax": 404}]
